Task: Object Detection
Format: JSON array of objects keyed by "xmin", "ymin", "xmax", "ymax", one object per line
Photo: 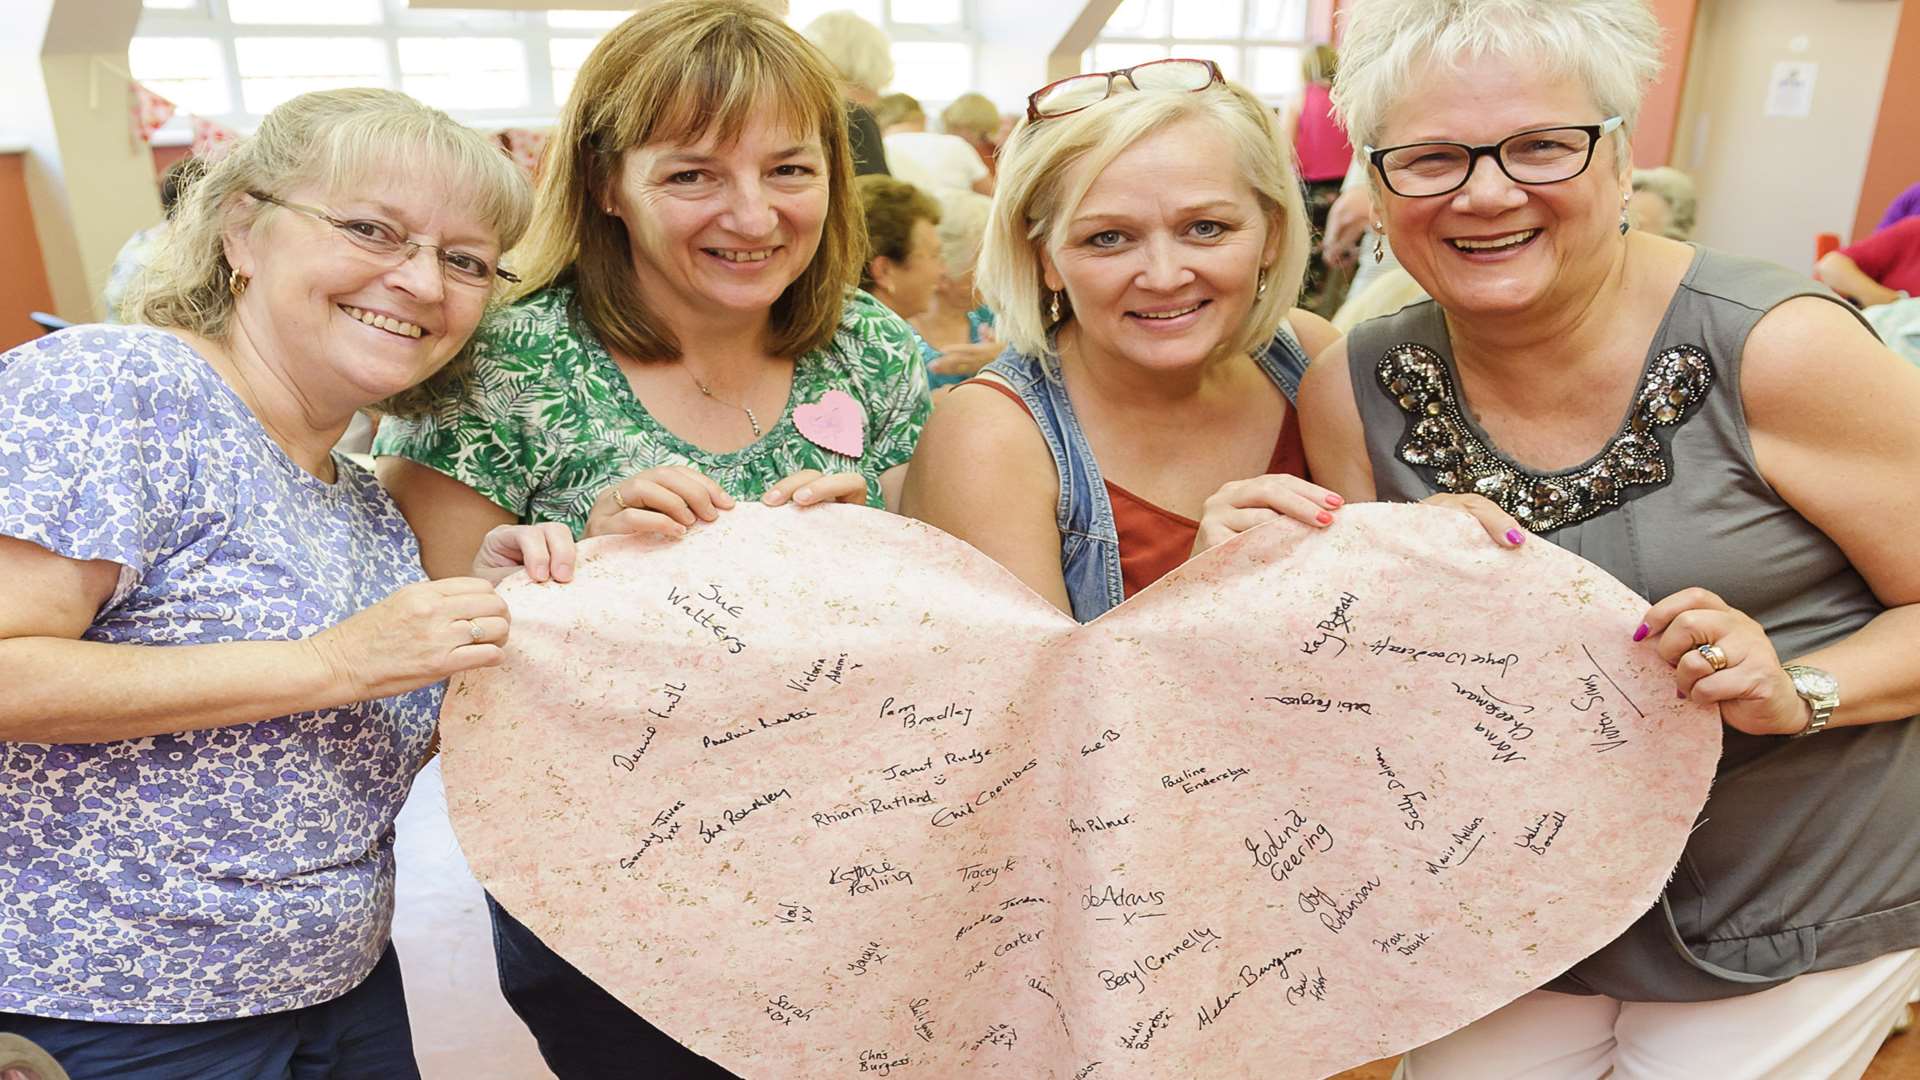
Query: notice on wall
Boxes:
[
  {"xmin": 1765, "ymin": 60, "xmax": 1818, "ymax": 117},
  {"xmin": 442, "ymin": 503, "xmax": 1718, "ymax": 1079}
]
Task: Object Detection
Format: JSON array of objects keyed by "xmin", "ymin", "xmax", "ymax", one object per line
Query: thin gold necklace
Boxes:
[{"xmin": 684, "ymin": 364, "xmax": 762, "ymax": 437}]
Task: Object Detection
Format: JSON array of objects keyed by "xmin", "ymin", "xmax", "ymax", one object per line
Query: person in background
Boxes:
[
  {"xmin": 884, "ymin": 98, "xmax": 994, "ymax": 197},
  {"xmin": 1302, "ymin": 1, "xmax": 1920, "ymax": 1073},
  {"xmin": 373, "ymin": 5, "xmax": 929, "ymax": 1074},
  {"xmin": 857, "ymin": 175, "xmax": 968, "ymax": 392},
  {"xmin": 857, "ymin": 174, "xmax": 945, "ymax": 329},
  {"xmin": 1322, "ymin": 158, "xmax": 1408, "ymax": 327},
  {"xmin": 872, "ymin": 91, "xmax": 925, "ymax": 135},
  {"xmin": 1875, "ymin": 178, "xmax": 1920, "ymax": 232},
  {"xmin": 910, "ymin": 190, "xmax": 1001, "ymax": 387},
  {"xmin": 102, "ymin": 155, "xmax": 206, "ymax": 322},
  {"xmin": 1281, "ymin": 44, "xmax": 1356, "ymax": 317},
  {"xmin": 905, "ymin": 61, "xmax": 1345, "ymax": 622},
  {"xmin": 0, "ymin": 86, "xmax": 554, "ymax": 1079},
  {"xmin": 1628, "ymin": 165, "xmax": 1697, "ymax": 241},
  {"xmin": 941, "ymin": 91, "xmax": 1004, "ymax": 175},
  {"xmin": 1817, "ymin": 214, "xmax": 1920, "ymax": 308},
  {"xmin": 802, "ymin": 9, "xmax": 893, "ymax": 176},
  {"xmin": 1329, "ymin": 266, "xmax": 1427, "ymax": 334}
]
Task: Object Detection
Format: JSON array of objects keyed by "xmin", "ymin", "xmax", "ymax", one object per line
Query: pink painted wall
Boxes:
[
  {"xmin": 1637, "ymin": 0, "xmax": 1700, "ymax": 167},
  {"xmin": 0, "ymin": 153, "xmax": 58, "ymax": 349},
  {"xmin": 1851, "ymin": 1, "xmax": 1920, "ymax": 240}
]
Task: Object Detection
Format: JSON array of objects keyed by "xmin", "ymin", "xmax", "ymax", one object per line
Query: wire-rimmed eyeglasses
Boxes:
[
  {"xmin": 1026, "ymin": 58, "xmax": 1224, "ymax": 123},
  {"xmin": 247, "ymin": 191, "xmax": 518, "ymax": 287},
  {"xmin": 1364, "ymin": 117, "xmax": 1625, "ymax": 198}
]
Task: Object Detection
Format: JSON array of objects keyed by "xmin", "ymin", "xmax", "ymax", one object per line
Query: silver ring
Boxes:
[
  {"xmin": 468, "ymin": 619, "xmax": 485, "ymax": 643},
  {"xmin": 1696, "ymin": 642, "xmax": 1728, "ymax": 672}
]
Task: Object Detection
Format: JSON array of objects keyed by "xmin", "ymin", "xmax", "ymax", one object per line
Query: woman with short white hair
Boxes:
[
  {"xmin": 904, "ymin": 62, "xmax": 1345, "ymax": 620},
  {"xmin": 1297, "ymin": 0, "xmax": 1920, "ymax": 1073}
]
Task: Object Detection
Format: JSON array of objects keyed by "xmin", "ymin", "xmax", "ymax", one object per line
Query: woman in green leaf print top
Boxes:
[
  {"xmin": 370, "ymin": 3, "xmax": 928, "ymax": 1076},
  {"xmin": 376, "ymin": 0, "xmax": 929, "ymax": 580}
]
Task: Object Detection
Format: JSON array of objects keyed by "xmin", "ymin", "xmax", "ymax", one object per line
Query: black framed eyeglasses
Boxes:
[
  {"xmin": 247, "ymin": 191, "xmax": 518, "ymax": 287},
  {"xmin": 1026, "ymin": 58, "xmax": 1224, "ymax": 123},
  {"xmin": 1364, "ymin": 117, "xmax": 1624, "ymax": 198}
]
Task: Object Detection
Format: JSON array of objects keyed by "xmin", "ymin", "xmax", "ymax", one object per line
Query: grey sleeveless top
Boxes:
[{"xmin": 1347, "ymin": 246, "xmax": 1920, "ymax": 1002}]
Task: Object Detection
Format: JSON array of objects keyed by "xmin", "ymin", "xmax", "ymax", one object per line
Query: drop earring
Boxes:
[
  {"xmin": 1372, "ymin": 228, "xmax": 1386, "ymax": 265},
  {"xmin": 1049, "ymin": 291, "xmax": 1061, "ymax": 322},
  {"xmin": 1256, "ymin": 267, "xmax": 1268, "ymax": 297},
  {"xmin": 1619, "ymin": 202, "xmax": 1632, "ymax": 235}
]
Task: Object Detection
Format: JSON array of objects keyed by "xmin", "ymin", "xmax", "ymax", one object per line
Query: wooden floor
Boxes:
[{"xmin": 1326, "ymin": 1005, "xmax": 1918, "ymax": 1079}]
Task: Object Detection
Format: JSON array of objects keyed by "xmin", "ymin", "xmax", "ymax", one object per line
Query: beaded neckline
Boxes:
[{"xmin": 1375, "ymin": 342, "xmax": 1714, "ymax": 532}]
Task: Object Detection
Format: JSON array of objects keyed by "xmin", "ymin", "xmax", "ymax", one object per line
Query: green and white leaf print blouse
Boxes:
[{"xmin": 374, "ymin": 286, "xmax": 932, "ymax": 533}]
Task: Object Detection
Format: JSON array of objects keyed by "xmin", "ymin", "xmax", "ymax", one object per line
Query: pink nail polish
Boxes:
[
  {"xmin": 1505, "ymin": 528, "xmax": 1524, "ymax": 545},
  {"xmin": 1633, "ymin": 623, "xmax": 1650, "ymax": 642},
  {"xmin": 1316, "ymin": 510, "xmax": 1334, "ymax": 525},
  {"xmin": 1326, "ymin": 493, "xmax": 1345, "ymax": 507}
]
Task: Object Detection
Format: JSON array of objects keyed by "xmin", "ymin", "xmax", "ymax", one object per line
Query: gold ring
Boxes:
[
  {"xmin": 1696, "ymin": 642, "xmax": 1728, "ymax": 672},
  {"xmin": 613, "ymin": 488, "xmax": 630, "ymax": 511},
  {"xmin": 468, "ymin": 619, "xmax": 486, "ymax": 643}
]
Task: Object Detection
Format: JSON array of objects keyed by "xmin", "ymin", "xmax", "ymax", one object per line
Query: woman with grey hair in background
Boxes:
[
  {"xmin": 803, "ymin": 8, "xmax": 893, "ymax": 176},
  {"xmin": 1628, "ymin": 164, "xmax": 1697, "ymax": 241},
  {"xmin": 1278, "ymin": 0, "xmax": 1920, "ymax": 1073},
  {"xmin": 911, "ymin": 190, "xmax": 1002, "ymax": 387},
  {"xmin": 0, "ymin": 87, "xmax": 556, "ymax": 1077}
]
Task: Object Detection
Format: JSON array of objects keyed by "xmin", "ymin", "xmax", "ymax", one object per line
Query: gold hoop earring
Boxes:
[
  {"xmin": 1049, "ymin": 290, "xmax": 1062, "ymax": 322},
  {"xmin": 228, "ymin": 268, "xmax": 249, "ymax": 297}
]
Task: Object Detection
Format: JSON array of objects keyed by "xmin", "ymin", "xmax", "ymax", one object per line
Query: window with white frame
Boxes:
[
  {"xmin": 128, "ymin": 0, "xmax": 979, "ymax": 137},
  {"xmin": 785, "ymin": 0, "xmax": 975, "ymax": 106},
  {"xmin": 1086, "ymin": 0, "xmax": 1319, "ymax": 103}
]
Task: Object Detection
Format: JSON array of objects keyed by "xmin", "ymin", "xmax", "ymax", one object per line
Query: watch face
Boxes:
[{"xmin": 1791, "ymin": 667, "xmax": 1839, "ymax": 702}]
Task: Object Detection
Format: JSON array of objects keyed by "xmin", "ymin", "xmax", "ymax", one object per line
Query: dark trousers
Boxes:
[
  {"xmin": 0, "ymin": 946, "xmax": 418, "ymax": 1080},
  {"xmin": 487, "ymin": 895, "xmax": 735, "ymax": 1079}
]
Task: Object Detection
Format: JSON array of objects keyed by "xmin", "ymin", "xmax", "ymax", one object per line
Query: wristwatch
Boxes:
[{"xmin": 1783, "ymin": 664, "xmax": 1840, "ymax": 737}]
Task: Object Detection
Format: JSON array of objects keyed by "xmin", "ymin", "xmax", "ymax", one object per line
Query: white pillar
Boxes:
[{"xmin": 3, "ymin": 0, "xmax": 157, "ymax": 323}]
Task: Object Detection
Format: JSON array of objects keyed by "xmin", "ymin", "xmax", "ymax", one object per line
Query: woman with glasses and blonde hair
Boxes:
[
  {"xmin": 1285, "ymin": 0, "xmax": 1920, "ymax": 1073},
  {"xmin": 373, "ymin": 2, "xmax": 929, "ymax": 1074},
  {"xmin": 0, "ymin": 87, "xmax": 550, "ymax": 1077},
  {"xmin": 903, "ymin": 59, "xmax": 1346, "ymax": 621}
]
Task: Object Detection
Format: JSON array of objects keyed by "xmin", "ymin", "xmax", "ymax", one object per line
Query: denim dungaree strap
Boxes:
[{"xmin": 980, "ymin": 325, "xmax": 1310, "ymax": 624}]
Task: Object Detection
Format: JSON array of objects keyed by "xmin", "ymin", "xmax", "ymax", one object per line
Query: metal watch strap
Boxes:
[{"xmin": 1784, "ymin": 664, "xmax": 1837, "ymax": 738}]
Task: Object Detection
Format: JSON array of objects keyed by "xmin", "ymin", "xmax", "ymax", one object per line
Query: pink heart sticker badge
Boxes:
[{"xmin": 793, "ymin": 389, "xmax": 866, "ymax": 458}]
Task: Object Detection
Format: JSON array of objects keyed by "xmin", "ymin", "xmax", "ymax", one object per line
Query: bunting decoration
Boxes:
[
  {"xmin": 129, "ymin": 82, "xmax": 176, "ymax": 144},
  {"xmin": 191, "ymin": 115, "xmax": 241, "ymax": 161},
  {"xmin": 498, "ymin": 127, "xmax": 552, "ymax": 178}
]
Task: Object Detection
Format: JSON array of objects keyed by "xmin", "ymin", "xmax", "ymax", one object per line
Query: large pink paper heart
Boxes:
[
  {"xmin": 792, "ymin": 388, "xmax": 866, "ymax": 458},
  {"xmin": 443, "ymin": 504, "xmax": 1717, "ymax": 1078}
]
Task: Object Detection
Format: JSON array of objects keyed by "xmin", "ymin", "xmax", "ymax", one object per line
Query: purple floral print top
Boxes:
[{"xmin": 0, "ymin": 326, "xmax": 439, "ymax": 1023}]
